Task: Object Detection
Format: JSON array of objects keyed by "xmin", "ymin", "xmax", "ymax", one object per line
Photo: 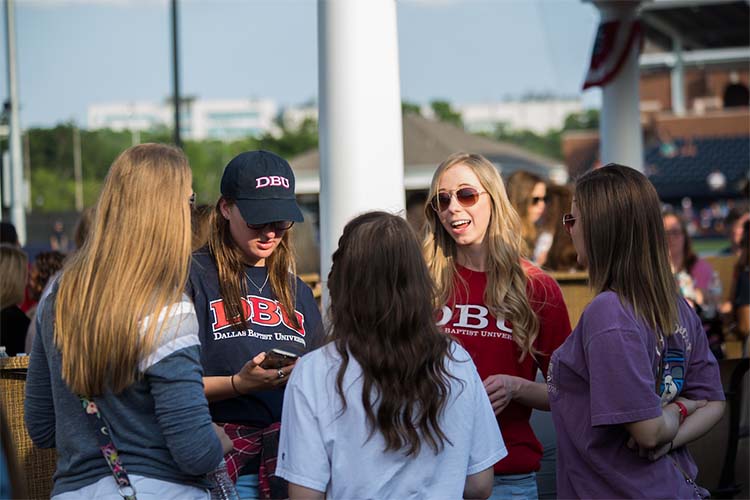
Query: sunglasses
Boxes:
[
  {"xmin": 431, "ymin": 187, "xmax": 487, "ymax": 212},
  {"xmin": 530, "ymin": 196, "xmax": 548, "ymax": 206},
  {"xmin": 246, "ymin": 221, "xmax": 295, "ymax": 231},
  {"xmin": 562, "ymin": 213, "xmax": 577, "ymax": 233}
]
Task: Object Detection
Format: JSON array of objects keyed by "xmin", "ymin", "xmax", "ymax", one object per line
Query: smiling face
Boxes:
[
  {"xmin": 527, "ymin": 182, "xmax": 547, "ymax": 224},
  {"xmin": 436, "ymin": 163, "xmax": 492, "ymax": 255},
  {"xmin": 219, "ymin": 198, "xmax": 287, "ymax": 267}
]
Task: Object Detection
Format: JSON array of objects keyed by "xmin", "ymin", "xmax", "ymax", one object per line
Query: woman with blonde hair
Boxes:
[
  {"xmin": 549, "ymin": 164, "xmax": 724, "ymax": 498},
  {"xmin": 423, "ymin": 152, "xmax": 571, "ymax": 499},
  {"xmin": 25, "ymin": 144, "xmax": 228, "ymax": 498},
  {"xmin": 0, "ymin": 244, "xmax": 29, "ymax": 355},
  {"xmin": 188, "ymin": 150, "xmax": 323, "ymax": 499},
  {"xmin": 506, "ymin": 170, "xmax": 549, "ymax": 262}
]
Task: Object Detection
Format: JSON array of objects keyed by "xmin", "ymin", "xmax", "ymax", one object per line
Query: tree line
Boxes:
[{"xmin": 10, "ymin": 103, "xmax": 597, "ymax": 213}]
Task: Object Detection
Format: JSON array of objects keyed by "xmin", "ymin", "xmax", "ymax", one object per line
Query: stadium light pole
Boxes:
[
  {"xmin": 4, "ymin": 0, "xmax": 25, "ymax": 243},
  {"xmin": 171, "ymin": 0, "xmax": 182, "ymax": 149}
]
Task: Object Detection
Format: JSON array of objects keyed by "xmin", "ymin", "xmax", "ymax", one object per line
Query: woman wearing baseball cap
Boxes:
[{"xmin": 187, "ymin": 150, "xmax": 323, "ymax": 499}]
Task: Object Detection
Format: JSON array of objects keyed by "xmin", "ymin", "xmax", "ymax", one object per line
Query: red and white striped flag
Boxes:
[{"xmin": 583, "ymin": 18, "xmax": 642, "ymax": 90}]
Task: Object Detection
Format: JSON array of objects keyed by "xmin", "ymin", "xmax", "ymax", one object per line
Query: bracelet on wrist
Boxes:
[
  {"xmin": 230, "ymin": 374, "xmax": 241, "ymax": 396},
  {"xmin": 674, "ymin": 401, "xmax": 688, "ymax": 424}
]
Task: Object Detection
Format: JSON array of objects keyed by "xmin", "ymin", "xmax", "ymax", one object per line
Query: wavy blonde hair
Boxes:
[
  {"xmin": 55, "ymin": 143, "xmax": 193, "ymax": 396},
  {"xmin": 0, "ymin": 244, "xmax": 28, "ymax": 308},
  {"xmin": 423, "ymin": 152, "xmax": 539, "ymax": 361}
]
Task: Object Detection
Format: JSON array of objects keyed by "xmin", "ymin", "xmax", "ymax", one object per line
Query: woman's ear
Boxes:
[{"xmin": 218, "ymin": 198, "xmax": 231, "ymax": 220}]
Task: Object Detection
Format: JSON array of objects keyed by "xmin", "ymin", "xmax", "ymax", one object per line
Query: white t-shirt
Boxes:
[{"xmin": 276, "ymin": 342, "xmax": 507, "ymax": 499}]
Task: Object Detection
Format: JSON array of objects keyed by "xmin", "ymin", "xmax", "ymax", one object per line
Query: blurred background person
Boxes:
[
  {"xmin": 727, "ymin": 218, "xmax": 749, "ymax": 351},
  {"xmin": 720, "ymin": 209, "xmax": 750, "ymax": 258},
  {"xmin": 24, "ymin": 143, "xmax": 228, "ymax": 498},
  {"xmin": 0, "ymin": 244, "xmax": 29, "ymax": 356},
  {"xmin": 49, "ymin": 220, "xmax": 70, "ymax": 253},
  {"xmin": 542, "ymin": 184, "xmax": 584, "ymax": 273},
  {"xmin": 663, "ymin": 209, "xmax": 724, "ymax": 358},
  {"xmin": 73, "ymin": 207, "xmax": 95, "ymax": 251},
  {"xmin": 191, "ymin": 203, "xmax": 213, "ymax": 252},
  {"xmin": 23, "ymin": 251, "xmax": 66, "ymax": 354},
  {"xmin": 506, "ymin": 170, "xmax": 549, "ymax": 263},
  {"xmin": 277, "ymin": 211, "xmax": 506, "ymax": 499},
  {"xmin": 663, "ymin": 209, "xmax": 717, "ymax": 306},
  {"xmin": 0, "ymin": 222, "xmax": 19, "ymax": 247}
]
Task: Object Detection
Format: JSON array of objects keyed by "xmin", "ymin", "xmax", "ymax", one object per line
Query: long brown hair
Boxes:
[
  {"xmin": 207, "ymin": 198, "xmax": 299, "ymax": 330},
  {"xmin": 506, "ymin": 170, "xmax": 544, "ymax": 257},
  {"xmin": 575, "ymin": 164, "xmax": 679, "ymax": 337},
  {"xmin": 329, "ymin": 212, "xmax": 456, "ymax": 456},
  {"xmin": 55, "ymin": 144, "xmax": 193, "ymax": 395},
  {"xmin": 423, "ymin": 153, "xmax": 539, "ymax": 361}
]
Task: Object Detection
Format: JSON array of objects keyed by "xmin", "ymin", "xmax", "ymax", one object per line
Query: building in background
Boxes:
[
  {"xmin": 87, "ymin": 98, "xmax": 279, "ymax": 141},
  {"xmin": 452, "ymin": 98, "xmax": 583, "ymax": 135}
]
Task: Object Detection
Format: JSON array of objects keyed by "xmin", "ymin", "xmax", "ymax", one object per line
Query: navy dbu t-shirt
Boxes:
[{"xmin": 187, "ymin": 248, "xmax": 323, "ymax": 427}]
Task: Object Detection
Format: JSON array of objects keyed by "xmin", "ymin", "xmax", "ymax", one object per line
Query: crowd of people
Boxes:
[{"xmin": 0, "ymin": 143, "xmax": 744, "ymax": 499}]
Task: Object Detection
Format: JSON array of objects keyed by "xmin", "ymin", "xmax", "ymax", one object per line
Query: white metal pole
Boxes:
[
  {"xmin": 595, "ymin": 1, "xmax": 644, "ymax": 172},
  {"xmin": 5, "ymin": 0, "xmax": 25, "ymax": 243},
  {"xmin": 670, "ymin": 36, "xmax": 686, "ymax": 116},
  {"xmin": 317, "ymin": 0, "xmax": 405, "ymax": 309}
]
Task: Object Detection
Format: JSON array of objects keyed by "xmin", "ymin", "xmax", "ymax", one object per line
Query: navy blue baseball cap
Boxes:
[{"xmin": 220, "ymin": 150, "xmax": 304, "ymax": 225}]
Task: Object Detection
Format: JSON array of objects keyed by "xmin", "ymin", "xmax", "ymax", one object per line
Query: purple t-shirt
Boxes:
[{"xmin": 548, "ymin": 291, "xmax": 724, "ymax": 499}]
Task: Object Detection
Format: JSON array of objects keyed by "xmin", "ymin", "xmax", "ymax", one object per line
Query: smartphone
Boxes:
[{"xmin": 260, "ymin": 348, "xmax": 299, "ymax": 369}]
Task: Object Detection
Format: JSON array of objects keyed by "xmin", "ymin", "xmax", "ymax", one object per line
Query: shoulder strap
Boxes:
[{"xmin": 79, "ymin": 396, "xmax": 137, "ymax": 500}]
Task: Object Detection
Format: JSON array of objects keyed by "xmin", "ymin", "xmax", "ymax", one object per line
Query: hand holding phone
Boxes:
[{"xmin": 260, "ymin": 348, "xmax": 298, "ymax": 369}]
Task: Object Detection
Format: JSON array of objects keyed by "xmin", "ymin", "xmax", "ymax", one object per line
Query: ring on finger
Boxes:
[{"xmin": 277, "ymin": 369, "xmax": 285, "ymax": 379}]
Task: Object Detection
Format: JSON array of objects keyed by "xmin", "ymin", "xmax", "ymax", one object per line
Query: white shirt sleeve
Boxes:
[
  {"xmin": 466, "ymin": 363, "xmax": 508, "ymax": 475},
  {"xmin": 276, "ymin": 359, "xmax": 331, "ymax": 493}
]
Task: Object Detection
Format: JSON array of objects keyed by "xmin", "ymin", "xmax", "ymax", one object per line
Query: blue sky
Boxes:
[{"xmin": 2, "ymin": 0, "xmax": 602, "ymax": 128}]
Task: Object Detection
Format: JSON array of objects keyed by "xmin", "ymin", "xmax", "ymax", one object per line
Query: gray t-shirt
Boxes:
[
  {"xmin": 276, "ymin": 342, "xmax": 507, "ymax": 499},
  {"xmin": 24, "ymin": 286, "xmax": 224, "ymax": 496},
  {"xmin": 548, "ymin": 291, "xmax": 724, "ymax": 499}
]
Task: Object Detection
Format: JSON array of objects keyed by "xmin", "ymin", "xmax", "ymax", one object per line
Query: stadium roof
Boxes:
[{"xmin": 640, "ymin": 0, "xmax": 749, "ymax": 51}]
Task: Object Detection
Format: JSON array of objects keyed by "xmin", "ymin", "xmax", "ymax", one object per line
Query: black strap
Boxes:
[{"xmin": 79, "ymin": 396, "xmax": 137, "ymax": 500}]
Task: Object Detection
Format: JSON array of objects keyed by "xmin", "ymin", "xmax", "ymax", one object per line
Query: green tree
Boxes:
[
  {"xmin": 401, "ymin": 101, "xmax": 421, "ymax": 116},
  {"xmin": 430, "ymin": 100, "xmax": 463, "ymax": 128}
]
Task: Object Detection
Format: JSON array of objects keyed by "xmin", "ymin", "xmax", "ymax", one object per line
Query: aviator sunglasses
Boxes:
[
  {"xmin": 431, "ymin": 187, "xmax": 487, "ymax": 212},
  {"xmin": 562, "ymin": 213, "xmax": 577, "ymax": 233},
  {"xmin": 246, "ymin": 220, "xmax": 295, "ymax": 231}
]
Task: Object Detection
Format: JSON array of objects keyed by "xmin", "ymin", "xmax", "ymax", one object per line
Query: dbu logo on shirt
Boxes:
[{"xmin": 209, "ymin": 295, "xmax": 306, "ymax": 336}]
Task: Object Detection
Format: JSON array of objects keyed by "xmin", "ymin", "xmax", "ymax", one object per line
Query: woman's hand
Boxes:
[
  {"xmin": 674, "ymin": 396, "xmax": 707, "ymax": 416},
  {"xmin": 212, "ymin": 423, "xmax": 234, "ymax": 455},
  {"xmin": 483, "ymin": 374, "xmax": 519, "ymax": 415},
  {"xmin": 233, "ymin": 352, "xmax": 296, "ymax": 394},
  {"xmin": 626, "ymin": 397, "xmax": 708, "ymax": 459}
]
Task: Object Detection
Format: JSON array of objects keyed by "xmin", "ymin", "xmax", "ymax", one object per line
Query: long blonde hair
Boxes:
[
  {"xmin": 0, "ymin": 244, "xmax": 27, "ymax": 309},
  {"xmin": 55, "ymin": 144, "xmax": 193, "ymax": 396},
  {"xmin": 423, "ymin": 152, "xmax": 539, "ymax": 360},
  {"xmin": 575, "ymin": 164, "xmax": 679, "ymax": 338},
  {"xmin": 207, "ymin": 198, "xmax": 299, "ymax": 331}
]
